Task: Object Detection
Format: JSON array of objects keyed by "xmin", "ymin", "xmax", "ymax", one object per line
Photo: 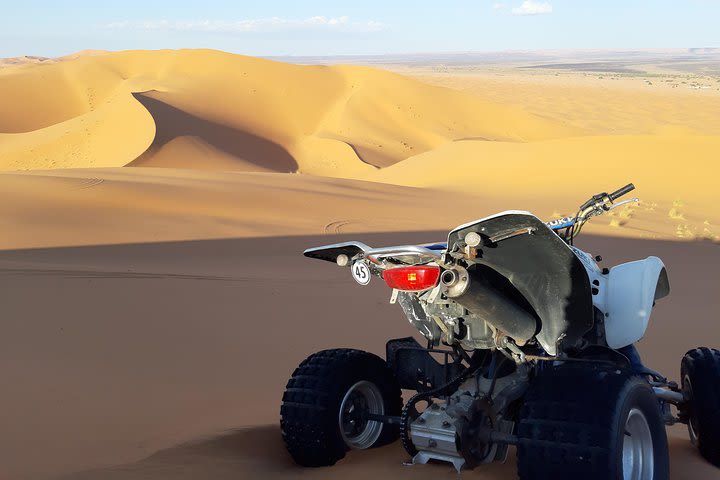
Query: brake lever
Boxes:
[{"xmin": 607, "ymin": 197, "xmax": 640, "ymax": 211}]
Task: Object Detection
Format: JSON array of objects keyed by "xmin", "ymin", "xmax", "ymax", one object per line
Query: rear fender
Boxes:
[
  {"xmin": 605, "ymin": 256, "xmax": 670, "ymax": 349},
  {"xmin": 446, "ymin": 211, "xmax": 593, "ymax": 355}
]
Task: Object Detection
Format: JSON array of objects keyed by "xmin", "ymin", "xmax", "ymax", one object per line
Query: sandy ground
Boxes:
[
  {"xmin": 398, "ymin": 68, "xmax": 720, "ymax": 136},
  {"xmin": 1, "ymin": 166, "xmax": 717, "ymax": 252},
  {"xmin": 0, "ymin": 167, "xmax": 505, "ymax": 250},
  {"xmin": 1, "ymin": 232, "xmax": 718, "ymax": 480}
]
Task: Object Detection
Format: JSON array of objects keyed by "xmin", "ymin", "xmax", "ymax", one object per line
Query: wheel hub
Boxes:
[
  {"xmin": 682, "ymin": 375, "xmax": 699, "ymax": 446},
  {"xmin": 339, "ymin": 380, "xmax": 384, "ymax": 449},
  {"xmin": 622, "ymin": 407, "xmax": 655, "ymax": 480}
]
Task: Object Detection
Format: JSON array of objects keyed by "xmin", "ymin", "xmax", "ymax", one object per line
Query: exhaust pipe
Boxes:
[{"xmin": 441, "ymin": 266, "xmax": 537, "ymax": 344}]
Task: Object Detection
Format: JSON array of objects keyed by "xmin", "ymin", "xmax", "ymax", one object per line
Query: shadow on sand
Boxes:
[{"xmin": 60, "ymin": 426, "xmax": 714, "ymax": 480}]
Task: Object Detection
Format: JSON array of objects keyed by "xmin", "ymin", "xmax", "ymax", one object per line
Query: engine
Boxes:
[
  {"xmin": 406, "ymin": 360, "xmax": 528, "ymax": 471},
  {"xmin": 395, "ymin": 291, "xmax": 496, "ymax": 350}
]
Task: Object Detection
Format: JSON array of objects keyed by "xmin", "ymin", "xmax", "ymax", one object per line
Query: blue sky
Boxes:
[{"xmin": 2, "ymin": 0, "xmax": 719, "ymax": 57}]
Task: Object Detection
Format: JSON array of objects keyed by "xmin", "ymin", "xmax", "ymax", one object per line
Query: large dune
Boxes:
[
  {"xmin": 0, "ymin": 49, "xmax": 573, "ymax": 176},
  {"xmin": 1, "ymin": 49, "xmax": 718, "ymax": 243}
]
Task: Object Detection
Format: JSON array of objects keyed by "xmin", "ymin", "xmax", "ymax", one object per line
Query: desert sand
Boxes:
[
  {"xmin": 0, "ymin": 49, "xmax": 718, "ymax": 479},
  {"xmin": 2, "ymin": 234, "xmax": 719, "ymax": 480}
]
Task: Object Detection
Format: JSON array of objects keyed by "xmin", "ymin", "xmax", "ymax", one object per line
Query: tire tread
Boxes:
[
  {"xmin": 280, "ymin": 348, "xmax": 402, "ymax": 467},
  {"xmin": 682, "ymin": 347, "xmax": 720, "ymax": 466},
  {"xmin": 518, "ymin": 364, "xmax": 669, "ymax": 480}
]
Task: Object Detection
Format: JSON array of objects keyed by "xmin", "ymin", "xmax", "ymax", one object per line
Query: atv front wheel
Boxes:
[
  {"xmin": 518, "ymin": 364, "xmax": 669, "ymax": 480},
  {"xmin": 280, "ymin": 348, "xmax": 402, "ymax": 467},
  {"xmin": 681, "ymin": 347, "xmax": 720, "ymax": 466}
]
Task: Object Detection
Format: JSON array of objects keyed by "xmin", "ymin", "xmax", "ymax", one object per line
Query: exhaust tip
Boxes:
[
  {"xmin": 441, "ymin": 269, "xmax": 458, "ymax": 286},
  {"xmin": 441, "ymin": 266, "xmax": 470, "ymax": 298}
]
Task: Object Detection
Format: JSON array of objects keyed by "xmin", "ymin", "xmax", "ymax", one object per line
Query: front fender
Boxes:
[{"xmin": 605, "ymin": 256, "xmax": 670, "ymax": 349}]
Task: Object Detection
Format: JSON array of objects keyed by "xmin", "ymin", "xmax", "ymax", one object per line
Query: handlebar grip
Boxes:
[{"xmin": 609, "ymin": 183, "xmax": 635, "ymax": 201}]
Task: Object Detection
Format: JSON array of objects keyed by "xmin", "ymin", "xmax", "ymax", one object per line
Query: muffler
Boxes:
[{"xmin": 441, "ymin": 266, "xmax": 537, "ymax": 344}]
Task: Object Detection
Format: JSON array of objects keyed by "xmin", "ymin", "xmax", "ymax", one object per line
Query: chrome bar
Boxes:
[
  {"xmin": 364, "ymin": 245, "xmax": 443, "ymax": 264},
  {"xmin": 653, "ymin": 387, "xmax": 685, "ymax": 404},
  {"xmin": 303, "ymin": 241, "xmax": 372, "ymax": 256}
]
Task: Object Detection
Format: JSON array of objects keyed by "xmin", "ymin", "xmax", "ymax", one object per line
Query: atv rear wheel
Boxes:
[
  {"xmin": 517, "ymin": 364, "xmax": 669, "ymax": 480},
  {"xmin": 280, "ymin": 348, "xmax": 402, "ymax": 467},
  {"xmin": 681, "ymin": 347, "xmax": 720, "ymax": 466}
]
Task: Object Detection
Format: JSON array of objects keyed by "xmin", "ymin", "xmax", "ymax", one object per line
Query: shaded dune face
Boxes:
[
  {"xmin": 130, "ymin": 92, "xmax": 298, "ymax": 172},
  {"xmin": 333, "ymin": 139, "xmax": 397, "ymax": 169}
]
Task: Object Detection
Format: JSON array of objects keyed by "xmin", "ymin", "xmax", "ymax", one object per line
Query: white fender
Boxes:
[{"xmin": 605, "ymin": 256, "xmax": 670, "ymax": 349}]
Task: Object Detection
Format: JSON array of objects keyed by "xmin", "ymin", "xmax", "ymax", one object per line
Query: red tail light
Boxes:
[{"xmin": 383, "ymin": 265, "xmax": 441, "ymax": 291}]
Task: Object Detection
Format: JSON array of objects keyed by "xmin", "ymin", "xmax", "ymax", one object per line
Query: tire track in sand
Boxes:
[{"xmin": 323, "ymin": 220, "xmax": 352, "ymax": 234}]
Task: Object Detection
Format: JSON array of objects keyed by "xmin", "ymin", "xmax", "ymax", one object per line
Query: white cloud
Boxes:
[
  {"xmin": 511, "ymin": 1, "xmax": 553, "ymax": 15},
  {"xmin": 102, "ymin": 16, "xmax": 384, "ymax": 33}
]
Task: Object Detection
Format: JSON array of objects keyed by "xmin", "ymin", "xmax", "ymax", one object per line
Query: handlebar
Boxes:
[
  {"xmin": 551, "ymin": 182, "xmax": 638, "ymax": 244},
  {"xmin": 609, "ymin": 183, "xmax": 635, "ymax": 202},
  {"xmin": 578, "ymin": 183, "xmax": 636, "ymax": 211}
]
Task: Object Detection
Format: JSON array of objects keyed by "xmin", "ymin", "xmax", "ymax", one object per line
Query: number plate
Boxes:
[{"xmin": 351, "ymin": 261, "xmax": 371, "ymax": 285}]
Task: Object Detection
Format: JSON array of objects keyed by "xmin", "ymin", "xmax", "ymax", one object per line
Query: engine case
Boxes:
[{"xmin": 409, "ymin": 365, "xmax": 527, "ymax": 471}]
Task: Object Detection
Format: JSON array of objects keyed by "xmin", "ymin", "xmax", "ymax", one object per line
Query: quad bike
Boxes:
[{"xmin": 280, "ymin": 184, "xmax": 720, "ymax": 479}]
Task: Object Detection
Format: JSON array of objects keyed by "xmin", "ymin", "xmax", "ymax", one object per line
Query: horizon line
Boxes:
[{"xmin": 3, "ymin": 46, "xmax": 720, "ymax": 61}]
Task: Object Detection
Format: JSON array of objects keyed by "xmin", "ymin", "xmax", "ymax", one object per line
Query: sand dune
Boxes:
[
  {"xmin": 0, "ymin": 167, "xmax": 493, "ymax": 250},
  {"xmin": 1, "ymin": 49, "xmax": 718, "ymax": 243},
  {"xmin": 371, "ymin": 135, "xmax": 720, "ymax": 241},
  {"xmin": 0, "ymin": 49, "xmax": 573, "ymax": 177},
  {"xmin": 129, "ymin": 92, "xmax": 297, "ymax": 172},
  {"xmin": 0, "ymin": 55, "xmax": 52, "ymax": 68},
  {"xmin": 0, "ymin": 50, "xmax": 107, "ymax": 69},
  {"xmin": 405, "ymin": 68, "xmax": 720, "ymax": 136},
  {"xmin": 0, "ymin": 54, "xmax": 156, "ymax": 170},
  {"xmin": 1, "ymin": 164, "xmax": 715, "ymax": 250}
]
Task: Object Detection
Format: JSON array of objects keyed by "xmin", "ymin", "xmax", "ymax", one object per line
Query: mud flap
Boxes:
[
  {"xmin": 606, "ymin": 256, "xmax": 669, "ymax": 348},
  {"xmin": 386, "ymin": 337, "xmax": 464, "ymax": 392}
]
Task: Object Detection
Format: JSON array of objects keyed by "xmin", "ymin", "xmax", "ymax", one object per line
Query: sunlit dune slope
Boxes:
[
  {"xmin": 2, "ymin": 162, "xmax": 717, "ymax": 250},
  {"xmin": 0, "ymin": 49, "xmax": 574, "ymax": 175},
  {"xmin": 372, "ymin": 135, "xmax": 720, "ymax": 241},
  {"xmin": 0, "ymin": 167, "xmax": 488, "ymax": 250}
]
